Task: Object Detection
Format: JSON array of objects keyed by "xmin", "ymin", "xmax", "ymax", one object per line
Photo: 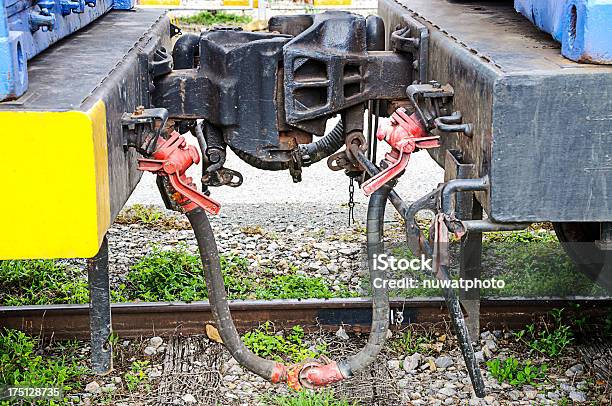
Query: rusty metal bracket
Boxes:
[
  {"xmin": 202, "ymin": 167, "xmax": 243, "ymax": 188},
  {"xmin": 406, "ymin": 82, "xmax": 454, "ymax": 130},
  {"xmin": 391, "ymin": 14, "xmax": 429, "ymax": 84},
  {"xmin": 121, "ymin": 106, "xmax": 169, "ymax": 155}
]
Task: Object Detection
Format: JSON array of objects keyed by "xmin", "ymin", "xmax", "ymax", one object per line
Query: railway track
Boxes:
[{"xmin": 1, "ymin": 297, "xmax": 611, "ymax": 339}]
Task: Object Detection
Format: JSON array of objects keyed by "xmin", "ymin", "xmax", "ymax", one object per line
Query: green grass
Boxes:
[
  {"xmin": 124, "ymin": 245, "xmax": 349, "ymax": 302},
  {"xmin": 254, "ymin": 274, "xmax": 341, "ymax": 300},
  {"xmin": 115, "ymin": 204, "xmax": 190, "ymax": 230},
  {"xmin": 178, "ymin": 11, "xmax": 252, "ymax": 26},
  {"xmin": 481, "ymin": 229, "xmax": 605, "ymax": 297},
  {"xmin": 388, "ymin": 329, "xmax": 435, "ymax": 356},
  {"xmin": 0, "ymin": 260, "xmax": 90, "ymax": 306},
  {"xmin": 124, "ymin": 360, "xmax": 150, "ymax": 392},
  {"xmin": 0, "ymin": 245, "xmax": 350, "ymax": 305},
  {"xmin": 486, "ymin": 356, "xmax": 548, "ymax": 387},
  {"xmin": 0, "ymin": 329, "xmax": 87, "ymax": 405},
  {"xmin": 263, "ymin": 389, "xmax": 357, "ymax": 406},
  {"xmin": 514, "ymin": 308, "xmax": 574, "ymax": 358},
  {"xmin": 242, "ymin": 323, "xmax": 327, "ymax": 364},
  {"xmin": 384, "ymin": 228, "xmax": 607, "ymax": 298}
]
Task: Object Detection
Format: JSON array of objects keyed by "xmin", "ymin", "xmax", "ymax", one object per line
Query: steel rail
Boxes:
[{"xmin": 1, "ymin": 297, "xmax": 611, "ymax": 339}]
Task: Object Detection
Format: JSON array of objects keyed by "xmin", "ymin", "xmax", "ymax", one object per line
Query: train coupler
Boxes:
[{"xmin": 138, "ymin": 131, "xmax": 221, "ymax": 215}]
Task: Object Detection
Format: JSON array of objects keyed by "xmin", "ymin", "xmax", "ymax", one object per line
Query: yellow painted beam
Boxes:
[
  {"xmin": 313, "ymin": 0, "xmax": 351, "ymax": 5},
  {"xmin": 0, "ymin": 100, "xmax": 110, "ymax": 259},
  {"xmin": 222, "ymin": 0, "xmax": 259, "ymax": 7},
  {"xmin": 138, "ymin": 0, "xmax": 180, "ymax": 6}
]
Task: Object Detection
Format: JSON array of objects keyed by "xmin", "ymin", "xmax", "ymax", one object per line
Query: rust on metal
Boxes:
[{"xmin": 1, "ymin": 298, "xmax": 610, "ymax": 339}]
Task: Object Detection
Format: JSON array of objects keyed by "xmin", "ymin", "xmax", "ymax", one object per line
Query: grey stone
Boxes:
[
  {"xmin": 508, "ymin": 390, "xmax": 520, "ymax": 401},
  {"xmin": 565, "ymin": 363, "xmax": 584, "ymax": 377},
  {"xmin": 101, "ymin": 384, "xmax": 116, "ymax": 393},
  {"xmin": 474, "ymin": 350, "xmax": 485, "ymax": 364},
  {"xmin": 387, "ymin": 360, "xmax": 401, "ymax": 370},
  {"xmin": 435, "ymin": 356, "xmax": 454, "ymax": 369},
  {"xmin": 335, "ymin": 326, "xmax": 349, "ymax": 340},
  {"xmin": 144, "ymin": 346, "xmax": 157, "ymax": 356},
  {"xmin": 484, "ymin": 339, "xmax": 498, "ymax": 352},
  {"xmin": 569, "ymin": 391, "xmax": 587, "ymax": 403},
  {"xmin": 403, "ymin": 353, "xmax": 422, "ymax": 372},
  {"xmin": 85, "ymin": 381, "xmax": 100, "ymax": 394},
  {"xmin": 149, "ymin": 336, "xmax": 163, "ymax": 349},
  {"xmin": 438, "ymin": 387, "xmax": 456, "ymax": 397}
]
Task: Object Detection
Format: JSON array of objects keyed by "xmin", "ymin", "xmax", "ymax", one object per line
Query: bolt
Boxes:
[{"xmin": 208, "ymin": 151, "xmax": 221, "ymax": 163}]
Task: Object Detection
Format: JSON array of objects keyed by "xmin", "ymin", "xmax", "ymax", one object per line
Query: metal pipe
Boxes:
[
  {"xmin": 462, "ymin": 219, "xmax": 529, "ymax": 232},
  {"xmin": 441, "ymin": 176, "xmax": 489, "ymax": 215},
  {"xmin": 434, "ymin": 112, "xmax": 473, "ymax": 137},
  {"xmin": 186, "ymin": 193, "xmax": 395, "ymax": 388}
]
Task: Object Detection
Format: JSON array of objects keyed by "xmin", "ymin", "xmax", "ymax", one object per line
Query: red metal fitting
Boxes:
[
  {"xmin": 138, "ymin": 131, "xmax": 221, "ymax": 214},
  {"xmin": 270, "ymin": 363, "xmax": 287, "ymax": 384},
  {"xmin": 362, "ymin": 108, "xmax": 440, "ymax": 196},
  {"xmin": 298, "ymin": 361, "xmax": 345, "ymax": 389}
]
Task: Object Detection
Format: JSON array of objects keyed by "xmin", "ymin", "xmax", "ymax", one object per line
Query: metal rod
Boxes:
[
  {"xmin": 462, "ymin": 219, "xmax": 530, "ymax": 232},
  {"xmin": 87, "ymin": 235, "xmax": 113, "ymax": 375},
  {"xmin": 366, "ymin": 100, "xmax": 373, "ymax": 161},
  {"xmin": 459, "ymin": 197, "xmax": 483, "ymax": 340},
  {"xmin": 372, "ymin": 101, "xmax": 380, "ymax": 162},
  {"xmin": 441, "ymin": 176, "xmax": 489, "ymax": 215}
]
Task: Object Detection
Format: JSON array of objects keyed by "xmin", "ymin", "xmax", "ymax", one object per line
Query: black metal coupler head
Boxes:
[{"xmin": 153, "ymin": 11, "xmax": 414, "ymax": 171}]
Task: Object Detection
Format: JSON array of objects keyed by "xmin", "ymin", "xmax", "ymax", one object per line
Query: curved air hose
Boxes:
[
  {"xmin": 299, "ymin": 120, "xmax": 344, "ymax": 166},
  {"xmin": 185, "ymin": 183, "xmax": 392, "ymax": 387},
  {"xmin": 338, "ymin": 183, "xmax": 391, "ymax": 377},
  {"xmin": 187, "ymin": 208, "xmax": 284, "ymax": 381}
]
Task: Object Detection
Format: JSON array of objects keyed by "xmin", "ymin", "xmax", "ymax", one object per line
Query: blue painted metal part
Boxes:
[
  {"xmin": 0, "ymin": 0, "xmax": 136, "ymax": 101},
  {"xmin": 515, "ymin": 0, "xmax": 612, "ymax": 64}
]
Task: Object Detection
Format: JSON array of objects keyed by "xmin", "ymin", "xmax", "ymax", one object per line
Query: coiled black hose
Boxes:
[{"xmin": 299, "ymin": 121, "xmax": 345, "ymax": 166}]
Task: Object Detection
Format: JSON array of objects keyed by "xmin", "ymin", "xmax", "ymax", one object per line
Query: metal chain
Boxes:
[{"xmin": 348, "ymin": 177, "xmax": 355, "ymax": 227}]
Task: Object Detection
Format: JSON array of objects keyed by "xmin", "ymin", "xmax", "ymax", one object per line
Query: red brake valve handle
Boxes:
[
  {"xmin": 361, "ymin": 108, "xmax": 440, "ymax": 196},
  {"xmin": 137, "ymin": 131, "xmax": 221, "ymax": 214}
]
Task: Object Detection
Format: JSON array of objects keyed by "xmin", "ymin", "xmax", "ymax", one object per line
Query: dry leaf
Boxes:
[{"xmin": 206, "ymin": 324, "xmax": 223, "ymax": 344}]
